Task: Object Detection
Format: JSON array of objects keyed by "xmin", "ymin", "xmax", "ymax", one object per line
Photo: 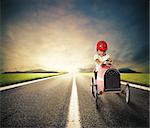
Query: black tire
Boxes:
[
  {"xmin": 92, "ymin": 85, "xmax": 95, "ymax": 98},
  {"xmin": 92, "ymin": 77, "xmax": 94, "ymax": 84},
  {"xmin": 95, "ymin": 93, "xmax": 99, "ymax": 109},
  {"xmin": 125, "ymin": 85, "xmax": 130, "ymax": 104},
  {"xmin": 95, "ymin": 85, "xmax": 99, "ymax": 109},
  {"xmin": 91, "ymin": 77, "xmax": 95, "ymax": 97}
]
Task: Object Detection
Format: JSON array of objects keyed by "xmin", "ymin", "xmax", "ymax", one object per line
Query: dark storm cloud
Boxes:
[{"xmin": 72, "ymin": 0, "xmax": 149, "ymax": 64}]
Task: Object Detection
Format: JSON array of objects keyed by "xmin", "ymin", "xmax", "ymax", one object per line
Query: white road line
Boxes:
[
  {"xmin": 0, "ymin": 74, "xmax": 67, "ymax": 91},
  {"xmin": 121, "ymin": 81, "xmax": 150, "ymax": 91},
  {"xmin": 66, "ymin": 75, "xmax": 81, "ymax": 128}
]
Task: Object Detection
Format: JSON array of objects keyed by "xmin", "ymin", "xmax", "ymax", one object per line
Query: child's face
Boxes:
[{"xmin": 97, "ymin": 50, "xmax": 105, "ymax": 56}]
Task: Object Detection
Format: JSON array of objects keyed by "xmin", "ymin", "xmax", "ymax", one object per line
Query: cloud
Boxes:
[
  {"xmin": 1, "ymin": 0, "xmax": 149, "ymax": 72},
  {"xmin": 2, "ymin": 6, "xmax": 96, "ymax": 71}
]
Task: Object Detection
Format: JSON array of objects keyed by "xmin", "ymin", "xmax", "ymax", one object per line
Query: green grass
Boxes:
[
  {"xmin": 80, "ymin": 72, "xmax": 150, "ymax": 86},
  {"xmin": 0, "ymin": 73, "xmax": 64, "ymax": 87},
  {"xmin": 120, "ymin": 73, "xmax": 149, "ymax": 86}
]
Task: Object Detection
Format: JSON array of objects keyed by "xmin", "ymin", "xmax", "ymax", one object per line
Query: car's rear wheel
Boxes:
[
  {"xmin": 125, "ymin": 85, "xmax": 130, "ymax": 104},
  {"xmin": 91, "ymin": 77, "xmax": 95, "ymax": 97},
  {"xmin": 95, "ymin": 93, "xmax": 99, "ymax": 109}
]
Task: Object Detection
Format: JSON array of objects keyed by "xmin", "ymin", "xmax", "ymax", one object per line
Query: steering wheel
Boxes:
[{"xmin": 102, "ymin": 60, "xmax": 112, "ymax": 65}]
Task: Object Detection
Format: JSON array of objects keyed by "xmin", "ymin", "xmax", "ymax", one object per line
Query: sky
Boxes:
[{"xmin": 1, "ymin": 0, "xmax": 149, "ymax": 72}]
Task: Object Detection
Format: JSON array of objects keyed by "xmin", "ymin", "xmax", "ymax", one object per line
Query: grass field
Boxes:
[
  {"xmin": 81, "ymin": 73, "xmax": 150, "ymax": 86},
  {"xmin": 0, "ymin": 72, "xmax": 149, "ymax": 87},
  {"xmin": 0, "ymin": 73, "xmax": 64, "ymax": 87},
  {"xmin": 120, "ymin": 73, "xmax": 149, "ymax": 86}
]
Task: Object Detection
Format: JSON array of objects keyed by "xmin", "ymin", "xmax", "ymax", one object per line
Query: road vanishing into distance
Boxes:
[{"xmin": 1, "ymin": 74, "xmax": 149, "ymax": 128}]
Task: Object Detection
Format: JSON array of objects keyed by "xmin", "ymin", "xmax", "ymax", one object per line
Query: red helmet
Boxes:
[{"xmin": 96, "ymin": 40, "xmax": 108, "ymax": 51}]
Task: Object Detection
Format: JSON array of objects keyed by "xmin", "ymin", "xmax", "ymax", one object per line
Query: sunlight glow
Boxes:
[{"xmin": 68, "ymin": 68, "xmax": 79, "ymax": 75}]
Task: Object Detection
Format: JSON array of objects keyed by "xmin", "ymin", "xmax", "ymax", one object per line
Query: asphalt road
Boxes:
[
  {"xmin": 76, "ymin": 74, "xmax": 149, "ymax": 128},
  {"xmin": 1, "ymin": 75, "xmax": 72, "ymax": 128},
  {"xmin": 1, "ymin": 74, "xmax": 149, "ymax": 128}
]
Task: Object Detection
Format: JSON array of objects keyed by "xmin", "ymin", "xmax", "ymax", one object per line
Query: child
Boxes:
[{"xmin": 94, "ymin": 40, "xmax": 112, "ymax": 81}]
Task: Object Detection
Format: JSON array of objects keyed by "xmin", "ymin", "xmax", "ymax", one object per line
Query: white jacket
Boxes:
[{"xmin": 94, "ymin": 53, "xmax": 110, "ymax": 72}]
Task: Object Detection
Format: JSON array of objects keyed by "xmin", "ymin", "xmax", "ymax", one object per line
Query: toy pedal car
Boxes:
[{"xmin": 91, "ymin": 62, "xmax": 130, "ymax": 108}]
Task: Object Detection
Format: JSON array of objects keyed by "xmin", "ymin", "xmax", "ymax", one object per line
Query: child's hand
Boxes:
[
  {"xmin": 95, "ymin": 59, "xmax": 102, "ymax": 65},
  {"xmin": 108, "ymin": 58, "xmax": 112, "ymax": 62}
]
